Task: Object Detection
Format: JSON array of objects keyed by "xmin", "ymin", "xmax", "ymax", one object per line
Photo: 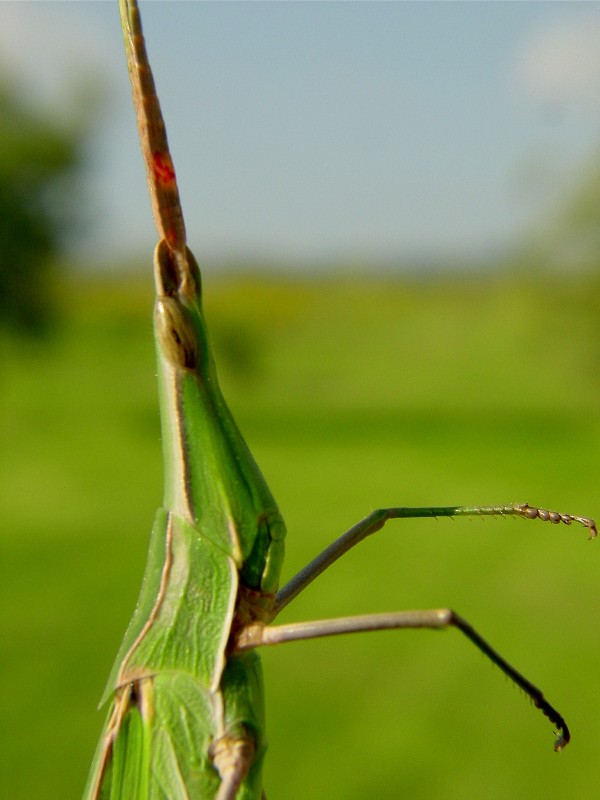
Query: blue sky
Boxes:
[{"xmin": 3, "ymin": 1, "xmax": 600, "ymax": 269}]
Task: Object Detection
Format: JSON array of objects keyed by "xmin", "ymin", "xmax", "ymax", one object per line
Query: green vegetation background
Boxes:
[{"xmin": 2, "ymin": 269, "xmax": 599, "ymax": 799}]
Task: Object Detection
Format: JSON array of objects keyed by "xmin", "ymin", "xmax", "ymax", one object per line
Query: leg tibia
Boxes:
[{"xmin": 236, "ymin": 607, "xmax": 569, "ymax": 752}]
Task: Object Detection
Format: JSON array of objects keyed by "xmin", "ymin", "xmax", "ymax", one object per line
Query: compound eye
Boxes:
[{"xmin": 155, "ymin": 297, "xmax": 198, "ymax": 370}]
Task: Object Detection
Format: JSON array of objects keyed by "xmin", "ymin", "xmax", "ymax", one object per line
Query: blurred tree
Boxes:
[
  {"xmin": 0, "ymin": 84, "xmax": 84, "ymax": 334},
  {"xmin": 554, "ymin": 153, "xmax": 600, "ymax": 272},
  {"xmin": 523, "ymin": 147, "xmax": 600, "ymax": 274}
]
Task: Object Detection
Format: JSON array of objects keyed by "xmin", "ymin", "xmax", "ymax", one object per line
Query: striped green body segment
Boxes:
[{"xmin": 84, "ymin": 243, "xmax": 281, "ymax": 800}]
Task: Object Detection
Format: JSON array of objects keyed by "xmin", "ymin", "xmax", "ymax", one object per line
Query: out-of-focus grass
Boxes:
[{"xmin": 2, "ymin": 270, "xmax": 599, "ymax": 799}]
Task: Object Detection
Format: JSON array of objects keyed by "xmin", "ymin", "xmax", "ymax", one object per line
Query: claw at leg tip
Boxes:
[{"xmin": 553, "ymin": 732, "xmax": 569, "ymax": 752}]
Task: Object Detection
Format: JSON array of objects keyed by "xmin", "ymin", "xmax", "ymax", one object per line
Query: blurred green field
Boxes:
[{"xmin": 2, "ymin": 269, "xmax": 600, "ymax": 799}]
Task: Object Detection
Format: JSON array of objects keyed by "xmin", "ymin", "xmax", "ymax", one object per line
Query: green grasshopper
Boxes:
[{"xmin": 84, "ymin": 2, "xmax": 596, "ymax": 797}]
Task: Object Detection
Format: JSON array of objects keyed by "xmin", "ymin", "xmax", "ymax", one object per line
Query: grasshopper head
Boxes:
[{"xmin": 153, "ymin": 239, "xmax": 212, "ymax": 375}]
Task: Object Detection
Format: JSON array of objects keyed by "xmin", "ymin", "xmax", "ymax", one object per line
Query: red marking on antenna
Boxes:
[{"xmin": 153, "ymin": 151, "xmax": 176, "ymax": 186}]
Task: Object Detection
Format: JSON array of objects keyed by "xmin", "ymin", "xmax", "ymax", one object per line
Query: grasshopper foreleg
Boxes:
[
  {"xmin": 234, "ymin": 502, "xmax": 595, "ymax": 751},
  {"xmin": 272, "ymin": 502, "xmax": 595, "ymax": 615}
]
